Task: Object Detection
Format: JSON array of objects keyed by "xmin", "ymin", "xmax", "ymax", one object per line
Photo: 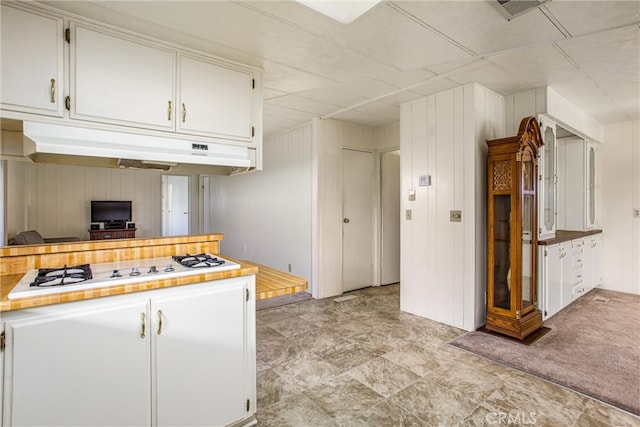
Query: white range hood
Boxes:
[{"xmin": 20, "ymin": 121, "xmax": 252, "ymax": 170}]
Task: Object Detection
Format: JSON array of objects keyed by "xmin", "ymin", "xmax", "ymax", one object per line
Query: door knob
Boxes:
[{"xmin": 343, "ymin": 218, "xmax": 350, "ymax": 223}]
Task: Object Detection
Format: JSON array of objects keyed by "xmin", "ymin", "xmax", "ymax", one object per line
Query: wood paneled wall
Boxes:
[{"xmin": 400, "ymin": 83, "xmax": 504, "ymax": 331}]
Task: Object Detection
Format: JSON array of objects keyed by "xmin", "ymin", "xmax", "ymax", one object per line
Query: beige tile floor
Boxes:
[{"xmin": 255, "ymin": 284, "xmax": 640, "ymax": 426}]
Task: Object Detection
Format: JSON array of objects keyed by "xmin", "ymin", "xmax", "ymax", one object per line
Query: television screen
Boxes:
[{"xmin": 91, "ymin": 201, "xmax": 132, "ymax": 223}]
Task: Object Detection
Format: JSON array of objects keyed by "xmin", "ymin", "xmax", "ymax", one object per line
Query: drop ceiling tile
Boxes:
[
  {"xmin": 342, "ymin": 3, "xmax": 473, "ymax": 70},
  {"xmin": 266, "ymin": 94, "xmax": 340, "ymax": 116},
  {"xmin": 263, "ymin": 87, "xmax": 289, "ymax": 100},
  {"xmin": 263, "ymin": 114, "xmax": 303, "ymax": 137},
  {"xmin": 393, "ymin": 1, "xmax": 565, "ymax": 56},
  {"xmin": 542, "ymin": 1, "xmax": 640, "ymax": 37},
  {"xmin": 353, "ymin": 102, "xmax": 400, "ymax": 121},
  {"xmin": 295, "ymin": 87, "xmax": 369, "ymax": 109},
  {"xmin": 375, "ymin": 69, "xmax": 437, "ymax": 89},
  {"xmin": 263, "ymin": 103, "xmax": 317, "ymax": 122},
  {"xmin": 329, "ymin": 109, "xmax": 389, "ymax": 128},
  {"xmin": 379, "ymin": 91, "xmax": 426, "ymax": 106},
  {"xmin": 335, "ymin": 79, "xmax": 400, "ymax": 100},
  {"xmin": 557, "ymin": 26, "xmax": 640, "ymax": 94},
  {"xmin": 490, "ymin": 44, "xmax": 585, "ymax": 88},
  {"xmin": 262, "ymin": 61, "xmax": 337, "ymax": 93},
  {"xmin": 411, "ymin": 78, "xmax": 467, "ymax": 97}
]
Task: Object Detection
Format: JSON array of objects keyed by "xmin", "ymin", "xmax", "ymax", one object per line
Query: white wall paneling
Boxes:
[
  {"xmin": 209, "ymin": 123, "xmax": 313, "ymax": 292},
  {"xmin": 505, "ymin": 87, "xmax": 604, "ymax": 143},
  {"xmin": 601, "ymin": 120, "xmax": 640, "ymax": 294},
  {"xmin": 400, "ymin": 83, "xmax": 504, "ymax": 331}
]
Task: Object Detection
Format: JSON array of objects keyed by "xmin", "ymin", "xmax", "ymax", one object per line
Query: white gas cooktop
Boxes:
[{"xmin": 9, "ymin": 255, "xmax": 240, "ymax": 300}]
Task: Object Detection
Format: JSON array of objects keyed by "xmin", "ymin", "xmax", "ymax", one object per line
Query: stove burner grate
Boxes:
[
  {"xmin": 30, "ymin": 264, "xmax": 92, "ymax": 287},
  {"xmin": 172, "ymin": 253, "xmax": 226, "ymax": 268}
]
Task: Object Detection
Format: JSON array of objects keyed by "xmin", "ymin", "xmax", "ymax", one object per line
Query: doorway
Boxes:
[
  {"xmin": 380, "ymin": 150, "xmax": 401, "ymax": 285},
  {"xmin": 162, "ymin": 175, "xmax": 190, "ymax": 236},
  {"xmin": 342, "ymin": 149, "xmax": 374, "ymax": 292}
]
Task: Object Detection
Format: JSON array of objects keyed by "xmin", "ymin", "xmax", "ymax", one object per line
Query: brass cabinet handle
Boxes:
[
  {"xmin": 182, "ymin": 103, "xmax": 186, "ymax": 123},
  {"xmin": 140, "ymin": 312, "xmax": 146, "ymax": 338},
  {"xmin": 50, "ymin": 78, "xmax": 56, "ymax": 103},
  {"xmin": 167, "ymin": 100, "xmax": 172, "ymax": 121},
  {"xmin": 157, "ymin": 309, "xmax": 163, "ymax": 335}
]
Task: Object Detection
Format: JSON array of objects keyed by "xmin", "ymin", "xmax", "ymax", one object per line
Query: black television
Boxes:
[{"xmin": 91, "ymin": 201, "xmax": 132, "ymax": 228}]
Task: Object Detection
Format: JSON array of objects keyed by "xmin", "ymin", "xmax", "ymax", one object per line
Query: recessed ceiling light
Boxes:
[{"xmin": 295, "ymin": 0, "xmax": 381, "ymax": 24}]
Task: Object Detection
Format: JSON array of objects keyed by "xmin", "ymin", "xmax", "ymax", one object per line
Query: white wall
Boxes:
[
  {"xmin": 601, "ymin": 120, "xmax": 640, "ymax": 294},
  {"xmin": 209, "ymin": 123, "xmax": 314, "ymax": 291},
  {"xmin": 400, "ymin": 83, "xmax": 504, "ymax": 331},
  {"xmin": 3, "ymin": 161, "xmax": 200, "ymax": 242}
]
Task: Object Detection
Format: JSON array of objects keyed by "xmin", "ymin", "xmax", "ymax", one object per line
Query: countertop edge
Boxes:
[
  {"xmin": 538, "ymin": 229, "xmax": 603, "ymax": 246},
  {"xmin": 0, "ymin": 263, "xmax": 259, "ymax": 312}
]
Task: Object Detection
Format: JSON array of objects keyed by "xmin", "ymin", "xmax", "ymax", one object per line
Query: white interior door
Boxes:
[
  {"xmin": 381, "ymin": 150, "xmax": 401, "ymax": 285},
  {"xmin": 162, "ymin": 175, "xmax": 189, "ymax": 236},
  {"xmin": 342, "ymin": 149, "xmax": 374, "ymax": 292}
]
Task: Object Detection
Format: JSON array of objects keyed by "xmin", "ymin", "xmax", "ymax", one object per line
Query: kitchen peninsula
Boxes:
[{"xmin": 0, "ymin": 234, "xmax": 306, "ymax": 427}]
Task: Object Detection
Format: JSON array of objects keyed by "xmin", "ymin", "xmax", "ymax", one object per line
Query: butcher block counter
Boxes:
[{"xmin": 0, "ymin": 234, "xmax": 307, "ymax": 312}]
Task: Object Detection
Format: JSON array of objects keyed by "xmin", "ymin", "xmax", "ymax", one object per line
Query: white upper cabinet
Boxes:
[
  {"xmin": 71, "ymin": 23, "xmax": 176, "ymax": 130},
  {"xmin": 538, "ymin": 115, "xmax": 557, "ymax": 240},
  {"xmin": 0, "ymin": 4, "xmax": 64, "ymax": 117},
  {"xmin": 178, "ymin": 55, "xmax": 254, "ymax": 141}
]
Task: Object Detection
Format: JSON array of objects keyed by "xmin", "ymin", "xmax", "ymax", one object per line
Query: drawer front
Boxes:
[
  {"xmin": 571, "ymin": 253, "xmax": 584, "ymax": 270},
  {"xmin": 571, "ymin": 269, "xmax": 584, "ymax": 285}
]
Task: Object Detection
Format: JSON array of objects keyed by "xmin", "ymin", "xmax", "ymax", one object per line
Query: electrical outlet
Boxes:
[
  {"xmin": 634, "ymin": 208, "xmax": 640, "ymax": 218},
  {"xmin": 406, "ymin": 209, "xmax": 412, "ymax": 220}
]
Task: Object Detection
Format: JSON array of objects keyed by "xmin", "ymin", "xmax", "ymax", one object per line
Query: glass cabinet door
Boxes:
[
  {"xmin": 493, "ymin": 194, "xmax": 511, "ymax": 310},
  {"xmin": 521, "ymin": 149, "xmax": 535, "ymax": 312},
  {"xmin": 539, "ymin": 117, "xmax": 557, "ymax": 239}
]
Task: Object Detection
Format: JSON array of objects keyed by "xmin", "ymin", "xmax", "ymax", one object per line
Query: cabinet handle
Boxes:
[
  {"xmin": 157, "ymin": 309, "xmax": 163, "ymax": 335},
  {"xmin": 167, "ymin": 101, "xmax": 172, "ymax": 121},
  {"xmin": 140, "ymin": 312, "xmax": 146, "ymax": 338},
  {"xmin": 50, "ymin": 78, "xmax": 56, "ymax": 103},
  {"xmin": 182, "ymin": 103, "xmax": 186, "ymax": 123}
]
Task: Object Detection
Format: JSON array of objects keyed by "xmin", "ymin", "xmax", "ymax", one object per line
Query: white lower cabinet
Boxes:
[
  {"xmin": 540, "ymin": 234, "xmax": 602, "ymax": 320},
  {"xmin": 1, "ymin": 276, "xmax": 256, "ymax": 427}
]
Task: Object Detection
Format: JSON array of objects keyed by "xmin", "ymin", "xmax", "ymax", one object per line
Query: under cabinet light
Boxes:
[{"xmin": 295, "ymin": 0, "xmax": 381, "ymax": 24}]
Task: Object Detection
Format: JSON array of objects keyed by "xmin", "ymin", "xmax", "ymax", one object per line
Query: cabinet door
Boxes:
[
  {"xmin": 178, "ymin": 54, "xmax": 253, "ymax": 141},
  {"xmin": 587, "ymin": 233, "xmax": 603, "ymax": 289},
  {"xmin": 71, "ymin": 24, "xmax": 175, "ymax": 130},
  {"xmin": 2, "ymin": 299, "xmax": 151, "ymax": 426},
  {"xmin": 152, "ymin": 279, "xmax": 250, "ymax": 427},
  {"xmin": 538, "ymin": 116, "xmax": 557, "ymax": 239},
  {"xmin": 0, "ymin": 5, "xmax": 64, "ymax": 116},
  {"xmin": 543, "ymin": 244, "xmax": 563, "ymax": 319},
  {"xmin": 560, "ymin": 241, "xmax": 576, "ymax": 306}
]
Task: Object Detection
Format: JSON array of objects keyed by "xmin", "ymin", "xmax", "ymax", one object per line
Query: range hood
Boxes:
[{"xmin": 14, "ymin": 121, "xmax": 252, "ymax": 170}]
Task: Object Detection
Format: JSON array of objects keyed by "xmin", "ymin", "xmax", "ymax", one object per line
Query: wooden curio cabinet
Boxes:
[{"xmin": 486, "ymin": 116, "xmax": 543, "ymax": 340}]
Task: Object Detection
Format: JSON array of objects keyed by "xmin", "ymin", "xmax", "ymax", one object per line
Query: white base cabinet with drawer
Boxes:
[
  {"xmin": 1, "ymin": 276, "xmax": 256, "ymax": 427},
  {"xmin": 539, "ymin": 233, "xmax": 602, "ymax": 320}
]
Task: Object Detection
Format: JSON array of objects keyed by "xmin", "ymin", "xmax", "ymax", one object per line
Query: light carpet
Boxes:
[{"xmin": 449, "ymin": 288, "xmax": 640, "ymax": 416}]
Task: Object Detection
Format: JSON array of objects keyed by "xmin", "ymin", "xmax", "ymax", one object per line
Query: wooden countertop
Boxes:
[
  {"xmin": 538, "ymin": 229, "xmax": 603, "ymax": 245},
  {"xmin": 0, "ymin": 234, "xmax": 308, "ymax": 311},
  {"xmin": 242, "ymin": 261, "xmax": 308, "ymax": 300},
  {"xmin": 0, "ymin": 262, "xmax": 259, "ymax": 312},
  {"xmin": 0, "ymin": 261, "xmax": 309, "ymax": 312}
]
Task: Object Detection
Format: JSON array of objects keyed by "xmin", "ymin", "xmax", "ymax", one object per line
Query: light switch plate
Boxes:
[
  {"xmin": 634, "ymin": 208, "xmax": 640, "ymax": 218},
  {"xmin": 409, "ymin": 190, "xmax": 416, "ymax": 201},
  {"xmin": 406, "ymin": 209, "xmax": 412, "ymax": 220}
]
